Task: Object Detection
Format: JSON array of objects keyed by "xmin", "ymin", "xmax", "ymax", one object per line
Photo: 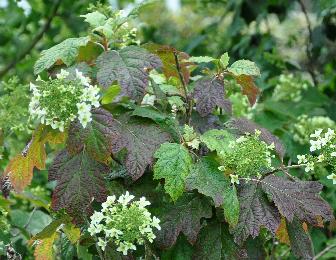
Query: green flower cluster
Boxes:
[
  {"xmin": 218, "ymin": 130, "xmax": 275, "ymax": 183},
  {"xmin": 272, "ymin": 73, "xmax": 309, "ymax": 102},
  {"xmin": 0, "ymin": 77, "xmax": 30, "ymax": 134},
  {"xmin": 297, "ymin": 128, "xmax": 336, "ymax": 183},
  {"xmin": 88, "ymin": 192, "xmax": 160, "ymax": 255},
  {"xmin": 29, "ymin": 70, "xmax": 100, "ymax": 131},
  {"xmin": 290, "ymin": 114, "xmax": 336, "ymax": 145}
]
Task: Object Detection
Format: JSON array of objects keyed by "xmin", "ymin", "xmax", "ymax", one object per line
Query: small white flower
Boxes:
[
  {"xmin": 331, "ymin": 152, "xmax": 336, "ymax": 157},
  {"xmin": 230, "ymin": 174, "xmax": 239, "ymax": 185},
  {"xmin": 236, "ymin": 136, "xmax": 247, "ymax": 143},
  {"xmin": 56, "ymin": 69, "xmax": 70, "ymax": 79},
  {"xmin": 117, "ymin": 242, "xmax": 130, "ymax": 255},
  {"xmin": 327, "ymin": 173, "xmax": 336, "ymax": 184},
  {"xmin": 30, "ymin": 82, "xmax": 38, "ymax": 91},
  {"xmin": 147, "ymin": 232, "xmax": 156, "ymax": 243},
  {"xmin": 297, "ymin": 155, "xmax": 307, "ymax": 164},
  {"xmin": 151, "ymin": 216, "xmax": 161, "ymax": 230},
  {"xmin": 218, "ymin": 166, "xmax": 226, "ymax": 171},
  {"xmin": 117, "ymin": 191, "xmax": 135, "ymax": 206},
  {"xmin": 97, "ymin": 238, "xmax": 107, "ymax": 251},
  {"xmin": 76, "ymin": 69, "xmax": 91, "ymax": 86},
  {"xmin": 79, "ymin": 111, "xmax": 92, "ymax": 128},
  {"xmin": 317, "ymin": 154, "xmax": 325, "ymax": 162},
  {"xmin": 310, "ymin": 129, "xmax": 323, "ymax": 138},
  {"xmin": 305, "ymin": 162, "xmax": 314, "ymax": 172},
  {"xmin": 138, "ymin": 197, "xmax": 151, "ymax": 208},
  {"xmin": 105, "ymin": 228, "xmax": 123, "ymax": 238},
  {"xmin": 77, "ymin": 102, "xmax": 91, "ymax": 114}
]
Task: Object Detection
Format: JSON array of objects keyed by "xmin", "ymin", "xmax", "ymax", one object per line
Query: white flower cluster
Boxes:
[
  {"xmin": 297, "ymin": 128, "xmax": 336, "ymax": 183},
  {"xmin": 88, "ymin": 192, "xmax": 160, "ymax": 255},
  {"xmin": 29, "ymin": 69, "xmax": 100, "ymax": 131}
]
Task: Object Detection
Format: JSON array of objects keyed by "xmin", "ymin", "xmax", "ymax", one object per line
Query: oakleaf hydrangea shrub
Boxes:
[{"xmin": 1, "ymin": 3, "xmax": 335, "ymax": 259}]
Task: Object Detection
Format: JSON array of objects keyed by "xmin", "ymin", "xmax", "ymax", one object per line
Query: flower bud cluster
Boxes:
[
  {"xmin": 272, "ymin": 73, "xmax": 309, "ymax": 102},
  {"xmin": 183, "ymin": 125, "xmax": 200, "ymax": 150},
  {"xmin": 218, "ymin": 130, "xmax": 275, "ymax": 183},
  {"xmin": 88, "ymin": 192, "xmax": 161, "ymax": 255},
  {"xmin": 297, "ymin": 128, "xmax": 336, "ymax": 183},
  {"xmin": 290, "ymin": 115, "xmax": 335, "ymax": 145},
  {"xmin": 29, "ymin": 70, "xmax": 100, "ymax": 131}
]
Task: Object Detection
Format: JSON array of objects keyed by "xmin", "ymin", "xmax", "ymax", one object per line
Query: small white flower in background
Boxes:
[
  {"xmin": 297, "ymin": 154, "xmax": 307, "ymax": 164},
  {"xmin": 76, "ymin": 69, "xmax": 91, "ymax": 86},
  {"xmin": 230, "ymin": 174, "xmax": 239, "ymax": 185},
  {"xmin": 218, "ymin": 165, "xmax": 226, "ymax": 171},
  {"xmin": 236, "ymin": 136, "xmax": 247, "ymax": 143},
  {"xmin": 88, "ymin": 192, "xmax": 160, "ymax": 256},
  {"xmin": 305, "ymin": 162, "xmax": 314, "ymax": 172},
  {"xmin": 331, "ymin": 152, "xmax": 336, "ymax": 157},
  {"xmin": 327, "ymin": 173, "xmax": 336, "ymax": 184}
]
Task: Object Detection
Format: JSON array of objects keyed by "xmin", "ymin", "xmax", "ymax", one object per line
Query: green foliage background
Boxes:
[{"xmin": 0, "ymin": 0, "xmax": 336, "ymax": 259}]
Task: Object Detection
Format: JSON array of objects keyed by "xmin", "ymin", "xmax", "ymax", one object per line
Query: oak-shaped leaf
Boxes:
[
  {"xmin": 185, "ymin": 157, "xmax": 239, "ymax": 226},
  {"xmin": 287, "ymin": 217, "xmax": 314, "ymax": 259},
  {"xmin": 34, "ymin": 232, "xmax": 59, "ymax": 260},
  {"xmin": 3, "ymin": 125, "xmax": 65, "ymax": 192},
  {"xmin": 193, "ymin": 221, "xmax": 241, "ymax": 260},
  {"xmin": 67, "ymin": 108, "xmax": 115, "ymax": 164},
  {"xmin": 154, "ymin": 143, "xmax": 192, "ymax": 201},
  {"xmin": 34, "ymin": 37, "xmax": 90, "ymax": 74},
  {"xmin": 261, "ymin": 175, "xmax": 334, "ymax": 225},
  {"xmin": 228, "ymin": 117, "xmax": 285, "ymax": 158},
  {"xmin": 96, "ymin": 46, "xmax": 162, "ymax": 101},
  {"xmin": 192, "ymin": 77, "xmax": 232, "ymax": 117},
  {"xmin": 143, "ymin": 43, "xmax": 191, "ymax": 84},
  {"xmin": 111, "ymin": 116, "xmax": 171, "ymax": 181},
  {"xmin": 155, "ymin": 193, "xmax": 212, "ymax": 249},
  {"xmin": 48, "ymin": 150, "xmax": 109, "ymax": 221},
  {"xmin": 233, "ymin": 183, "xmax": 280, "ymax": 245},
  {"xmin": 235, "ymin": 75, "xmax": 260, "ymax": 106}
]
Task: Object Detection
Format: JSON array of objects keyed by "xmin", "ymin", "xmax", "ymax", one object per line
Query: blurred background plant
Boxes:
[{"xmin": 0, "ymin": 0, "xmax": 336, "ymax": 258}]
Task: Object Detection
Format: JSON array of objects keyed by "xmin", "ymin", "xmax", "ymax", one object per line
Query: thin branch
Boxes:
[
  {"xmin": 313, "ymin": 244, "xmax": 336, "ymax": 260},
  {"xmin": 173, "ymin": 51, "xmax": 192, "ymax": 123},
  {"xmin": 0, "ymin": 0, "xmax": 62, "ymax": 79},
  {"xmin": 297, "ymin": 0, "xmax": 318, "ymax": 86},
  {"xmin": 262, "ymin": 164, "xmax": 304, "ymax": 179}
]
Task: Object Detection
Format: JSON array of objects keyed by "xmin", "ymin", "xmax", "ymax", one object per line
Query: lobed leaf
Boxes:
[
  {"xmin": 154, "ymin": 143, "xmax": 192, "ymax": 201},
  {"xmin": 34, "ymin": 37, "xmax": 90, "ymax": 74},
  {"xmin": 233, "ymin": 182, "xmax": 280, "ymax": 245},
  {"xmin": 192, "ymin": 77, "xmax": 232, "ymax": 117},
  {"xmin": 261, "ymin": 175, "xmax": 334, "ymax": 225},
  {"xmin": 110, "ymin": 116, "xmax": 171, "ymax": 181},
  {"xmin": 67, "ymin": 108, "xmax": 115, "ymax": 164},
  {"xmin": 235, "ymin": 75, "xmax": 261, "ymax": 105},
  {"xmin": 34, "ymin": 233, "xmax": 59, "ymax": 260},
  {"xmin": 96, "ymin": 46, "xmax": 162, "ymax": 101},
  {"xmin": 48, "ymin": 150, "xmax": 109, "ymax": 221},
  {"xmin": 155, "ymin": 193, "xmax": 212, "ymax": 249}
]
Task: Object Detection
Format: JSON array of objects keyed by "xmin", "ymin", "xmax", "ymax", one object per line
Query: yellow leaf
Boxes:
[
  {"xmin": 275, "ymin": 218, "xmax": 290, "ymax": 245},
  {"xmin": 63, "ymin": 223, "xmax": 81, "ymax": 244},
  {"xmin": 3, "ymin": 125, "xmax": 66, "ymax": 191},
  {"xmin": 34, "ymin": 232, "xmax": 58, "ymax": 260}
]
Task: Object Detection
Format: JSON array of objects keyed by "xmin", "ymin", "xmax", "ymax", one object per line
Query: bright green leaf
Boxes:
[
  {"xmin": 34, "ymin": 37, "xmax": 90, "ymax": 74},
  {"xmin": 219, "ymin": 52, "xmax": 229, "ymax": 69},
  {"xmin": 154, "ymin": 143, "xmax": 192, "ymax": 201},
  {"xmin": 80, "ymin": 11, "xmax": 107, "ymax": 27},
  {"xmin": 200, "ymin": 129, "xmax": 234, "ymax": 153},
  {"xmin": 228, "ymin": 59, "xmax": 260, "ymax": 77},
  {"xmin": 101, "ymin": 84, "xmax": 121, "ymax": 105},
  {"xmin": 189, "ymin": 56, "xmax": 216, "ymax": 63}
]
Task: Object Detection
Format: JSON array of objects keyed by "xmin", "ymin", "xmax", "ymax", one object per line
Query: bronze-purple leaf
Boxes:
[
  {"xmin": 233, "ymin": 183, "xmax": 280, "ymax": 245},
  {"xmin": 261, "ymin": 175, "xmax": 334, "ymax": 225},
  {"xmin": 49, "ymin": 150, "xmax": 109, "ymax": 222},
  {"xmin": 96, "ymin": 46, "xmax": 162, "ymax": 101},
  {"xmin": 192, "ymin": 77, "xmax": 232, "ymax": 117}
]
